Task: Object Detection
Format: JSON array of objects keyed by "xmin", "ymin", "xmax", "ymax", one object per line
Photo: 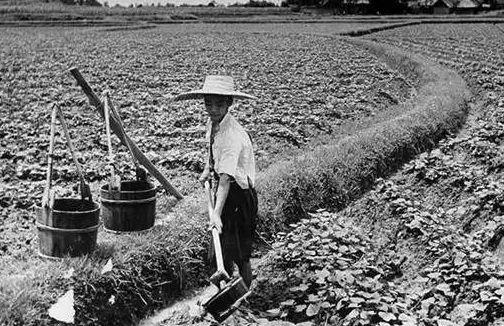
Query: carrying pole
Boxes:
[{"xmin": 69, "ymin": 67, "xmax": 183, "ymax": 200}]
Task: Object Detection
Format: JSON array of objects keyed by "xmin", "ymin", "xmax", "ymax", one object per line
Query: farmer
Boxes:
[{"xmin": 173, "ymin": 75, "xmax": 258, "ymax": 287}]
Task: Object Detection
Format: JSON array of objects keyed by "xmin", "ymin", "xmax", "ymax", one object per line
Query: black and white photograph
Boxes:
[{"xmin": 1, "ymin": 0, "xmax": 504, "ymax": 324}]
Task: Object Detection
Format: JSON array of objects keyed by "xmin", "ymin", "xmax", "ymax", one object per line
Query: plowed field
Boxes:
[
  {"xmin": 367, "ymin": 23, "xmax": 504, "ymax": 96},
  {"xmin": 240, "ymin": 23, "xmax": 504, "ymax": 326},
  {"xmin": 0, "ymin": 24, "xmax": 413, "ymax": 270}
]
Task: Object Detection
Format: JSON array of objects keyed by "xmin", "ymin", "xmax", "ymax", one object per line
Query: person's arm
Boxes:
[
  {"xmin": 199, "ymin": 152, "xmax": 211, "ymax": 185},
  {"xmin": 210, "ymin": 173, "xmax": 231, "ymax": 233},
  {"xmin": 200, "ymin": 120, "xmax": 213, "ymax": 185}
]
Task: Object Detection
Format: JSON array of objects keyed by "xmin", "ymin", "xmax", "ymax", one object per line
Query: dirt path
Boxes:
[
  {"xmin": 139, "ymin": 258, "xmax": 268, "ymax": 326},
  {"xmin": 138, "ymin": 286, "xmax": 216, "ymax": 326}
]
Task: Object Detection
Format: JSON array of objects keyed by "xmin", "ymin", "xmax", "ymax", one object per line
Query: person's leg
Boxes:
[
  {"xmin": 219, "ymin": 180, "xmax": 237, "ymax": 280},
  {"xmin": 234, "ymin": 185, "xmax": 256, "ymax": 289},
  {"xmin": 223, "ymin": 252, "xmax": 235, "ymax": 278},
  {"xmin": 237, "ymin": 259, "xmax": 252, "ymax": 288}
]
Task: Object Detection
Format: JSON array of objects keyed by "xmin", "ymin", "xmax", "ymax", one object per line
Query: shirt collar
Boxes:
[
  {"xmin": 218, "ymin": 112, "xmax": 231, "ymax": 127},
  {"xmin": 209, "ymin": 110, "xmax": 232, "ymax": 128}
]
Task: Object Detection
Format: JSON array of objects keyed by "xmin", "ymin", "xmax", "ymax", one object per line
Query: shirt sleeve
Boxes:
[{"xmin": 214, "ymin": 142, "xmax": 241, "ymax": 178}]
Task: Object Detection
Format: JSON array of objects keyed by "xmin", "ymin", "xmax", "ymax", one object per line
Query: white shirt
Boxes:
[{"xmin": 206, "ymin": 113, "xmax": 255, "ymax": 189}]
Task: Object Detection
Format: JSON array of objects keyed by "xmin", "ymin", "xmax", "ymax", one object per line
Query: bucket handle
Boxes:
[
  {"xmin": 56, "ymin": 105, "xmax": 92, "ymax": 202},
  {"xmin": 42, "ymin": 104, "xmax": 58, "ymax": 210},
  {"xmin": 102, "ymin": 91, "xmax": 121, "ymax": 192},
  {"xmin": 103, "ymin": 91, "xmax": 148, "ymax": 183}
]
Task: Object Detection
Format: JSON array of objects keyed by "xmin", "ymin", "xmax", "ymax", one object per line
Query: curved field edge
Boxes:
[
  {"xmin": 256, "ymin": 37, "xmax": 470, "ymax": 236},
  {"xmin": 248, "ymin": 28, "xmax": 504, "ymax": 324},
  {"xmin": 0, "ymin": 39, "xmax": 470, "ymax": 326}
]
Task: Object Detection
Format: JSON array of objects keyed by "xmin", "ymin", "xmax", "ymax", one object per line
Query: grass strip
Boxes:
[
  {"xmin": 255, "ymin": 37, "xmax": 470, "ymax": 236},
  {"xmin": 0, "ymin": 38, "xmax": 470, "ymax": 325},
  {"xmin": 338, "ymin": 21, "xmax": 420, "ymax": 36},
  {"xmin": 0, "ymin": 192, "xmax": 210, "ymax": 326}
]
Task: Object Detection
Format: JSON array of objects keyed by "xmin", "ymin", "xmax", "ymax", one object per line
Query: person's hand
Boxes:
[
  {"xmin": 209, "ymin": 210, "xmax": 223, "ymax": 234},
  {"xmin": 199, "ymin": 169, "xmax": 211, "ymax": 186}
]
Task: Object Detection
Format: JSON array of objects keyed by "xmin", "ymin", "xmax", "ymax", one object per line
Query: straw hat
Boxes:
[{"xmin": 172, "ymin": 75, "xmax": 257, "ymax": 101}]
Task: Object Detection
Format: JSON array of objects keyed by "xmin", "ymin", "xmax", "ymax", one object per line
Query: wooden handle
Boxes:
[
  {"xmin": 42, "ymin": 104, "xmax": 58, "ymax": 209},
  {"xmin": 69, "ymin": 67, "xmax": 183, "ymax": 200},
  {"xmin": 205, "ymin": 181, "xmax": 226, "ymax": 273},
  {"xmin": 104, "ymin": 92, "xmax": 114, "ymax": 162},
  {"xmin": 106, "ymin": 95, "xmax": 147, "ymax": 181},
  {"xmin": 56, "ymin": 105, "xmax": 91, "ymax": 201},
  {"xmin": 105, "ymin": 92, "xmax": 139, "ymax": 169},
  {"xmin": 212, "ymin": 228, "xmax": 226, "ymax": 273},
  {"xmin": 103, "ymin": 91, "xmax": 118, "ymax": 191}
]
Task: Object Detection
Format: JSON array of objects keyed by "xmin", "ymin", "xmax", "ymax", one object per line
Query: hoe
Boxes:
[{"xmin": 202, "ymin": 181, "xmax": 251, "ymax": 323}]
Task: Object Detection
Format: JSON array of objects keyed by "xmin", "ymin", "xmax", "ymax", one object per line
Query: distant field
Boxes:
[
  {"xmin": 0, "ymin": 1, "xmax": 298, "ymax": 21},
  {"xmin": 2, "ymin": 0, "xmax": 504, "ymax": 22}
]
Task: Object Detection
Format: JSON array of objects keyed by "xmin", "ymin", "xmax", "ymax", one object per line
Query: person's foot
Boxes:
[{"xmin": 239, "ymin": 261, "xmax": 252, "ymax": 288}]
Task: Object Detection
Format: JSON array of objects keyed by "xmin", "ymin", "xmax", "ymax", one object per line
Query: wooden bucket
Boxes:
[
  {"xmin": 100, "ymin": 180, "xmax": 156, "ymax": 232},
  {"xmin": 203, "ymin": 277, "xmax": 249, "ymax": 323},
  {"xmin": 37, "ymin": 198, "xmax": 100, "ymax": 258}
]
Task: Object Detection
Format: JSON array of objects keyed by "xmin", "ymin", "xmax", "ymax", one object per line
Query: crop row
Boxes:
[
  {"xmin": 247, "ymin": 23, "xmax": 504, "ymax": 326},
  {"xmin": 367, "ymin": 23, "xmax": 504, "ymax": 93},
  {"xmin": 0, "ymin": 24, "xmax": 413, "ymax": 271}
]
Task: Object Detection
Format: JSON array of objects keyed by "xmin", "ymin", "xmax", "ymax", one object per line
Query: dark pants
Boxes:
[{"xmin": 209, "ymin": 179, "xmax": 258, "ymax": 287}]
